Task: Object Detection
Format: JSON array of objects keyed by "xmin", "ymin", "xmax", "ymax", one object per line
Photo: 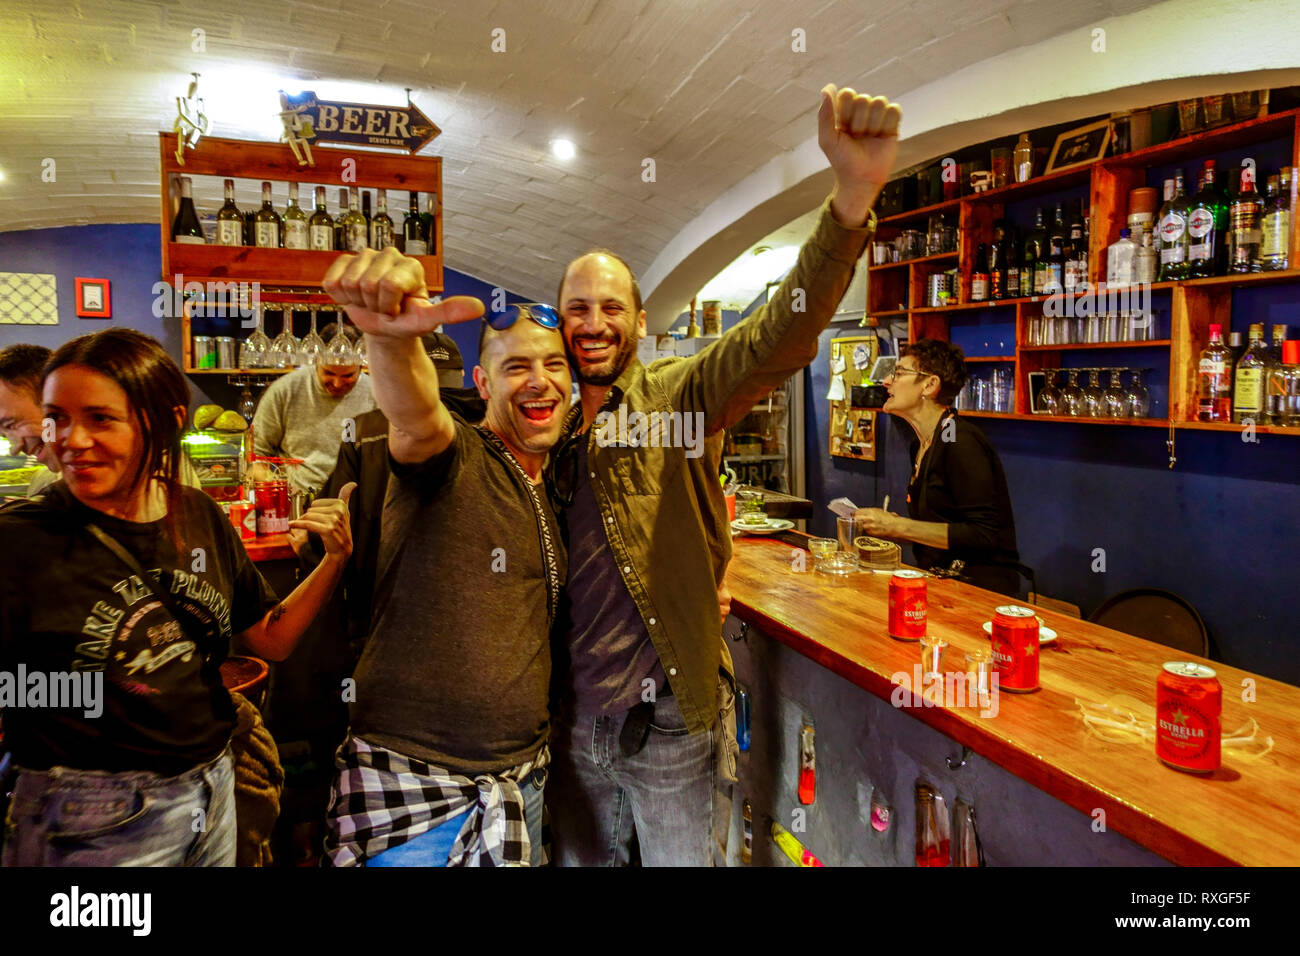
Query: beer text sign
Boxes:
[{"xmin": 280, "ymin": 91, "xmax": 440, "ymax": 153}]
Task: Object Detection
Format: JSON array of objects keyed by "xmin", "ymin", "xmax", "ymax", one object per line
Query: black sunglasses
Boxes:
[{"xmin": 485, "ymin": 302, "xmax": 561, "ymax": 331}]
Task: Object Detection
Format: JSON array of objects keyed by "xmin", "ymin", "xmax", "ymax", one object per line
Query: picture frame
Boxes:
[
  {"xmin": 75, "ymin": 278, "xmax": 111, "ymax": 318},
  {"xmin": 1046, "ymin": 119, "xmax": 1111, "ymax": 173}
]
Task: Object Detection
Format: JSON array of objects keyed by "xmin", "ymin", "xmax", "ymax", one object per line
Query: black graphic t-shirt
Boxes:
[{"xmin": 0, "ymin": 481, "xmax": 279, "ymax": 775}]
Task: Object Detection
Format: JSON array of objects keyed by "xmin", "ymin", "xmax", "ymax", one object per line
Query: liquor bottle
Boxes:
[
  {"xmin": 1027, "ymin": 207, "xmax": 1048, "ymax": 294},
  {"xmin": 403, "ymin": 191, "xmax": 428, "ymax": 255},
  {"xmin": 1196, "ymin": 323, "xmax": 1233, "ymax": 422},
  {"xmin": 253, "ymin": 181, "xmax": 282, "ymax": 249},
  {"xmin": 1157, "ymin": 172, "xmax": 1189, "ymax": 280},
  {"xmin": 1227, "ymin": 167, "xmax": 1264, "ymax": 273},
  {"xmin": 1078, "ymin": 209, "xmax": 1091, "ymax": 290},
  {"xmin": 988, "ymin": 222, "xmax": 1004, "ymax": 299},
  {"xmin": 308, "ymin": 186, "xmax": 334, "ymax": 251},
  {"xmin": 1186, "ymin": 160, "xmax": 1227, "ymax": 277},
  {"xmin": 421, "ymin": 193, "xmax": 438, "ymax": 255},
  {"xmin": 282, "ymin": 182, "xmax": 309, "ymax": 250},
  {"xmin": 1233, "ymin": 323, "xmax": 1269, "ymax": 423},
  {"xmin": 1259, "ymin": 168, "xmax": 1292, "ymax": 271},
  {"xmin": 1106, "ymin": 228, "xmax": 1136, "ymax": 286},
  {"xmin": 1227, "ymin": 330, "xmax": 1245, "ymax": 367},
  {"xmin": 1265, "ymin": 324, "xmax": 1289, "ymax": 423},
  {"xmin": 171, "ymin": 176, "xmax": 205, "ymax": 244},
  {"xmin": 1134, "ymin": 230, "xmax": 1158, "ymax": 284},
  {"xmin": 361, "ymin": 190, "xmax": 373, "ymax": 238},
  {"xmin": 1046, "ymin": 235, "xmax": 1065, "ymax": 292},
  {"xmin": 342, "ymin": 187, "xmax": 368, "ymax": 252},
  {"xmin": 1064, "ymin": 206, "xmax": 1086, "ymax": 292},
  {"xmin": 1003, "ymin": 228, "xmax": 1021, "ymax": 299},
  {"xmin": 1049, "ymin": 202, "xmax": 1067, "ymax": 254},
  {"xmin": 370, "ymin": 189, "xmax": 394, "ymax": 250},
  {"xmin": 243, "ymin": 209, "xmax": 256, "ymax": 246},
  {"xmin": 216, "ymin": 179, "xmax": 243, "ymax": 246},
  {"xmin": 970, "ymin": 244, "xmax": 990, "ymax": 302},
  {"xmin": 334, "ymin": 187, "xmax": 349, "ymax": 253},
  {"xmin": 1020, "ymin": 222, "xmax": 1036, "ymax": 297},
  {"xmin": 914, "ymin": 784, "xmax": 949, "ymax": 867}
]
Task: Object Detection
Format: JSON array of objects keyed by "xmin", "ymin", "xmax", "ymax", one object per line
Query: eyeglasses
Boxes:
[
  {"xmin": 888, "ymin": 365, "xmax": 932, "ymax": 381},
  {"xmin": 485, "ymin": 302, "xmax": 561, "ymax": 332}
]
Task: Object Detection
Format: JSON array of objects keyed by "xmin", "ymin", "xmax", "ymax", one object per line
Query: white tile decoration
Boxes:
[{"xmin": 0, "ymin": 273, "xmax": 59, "ymax": 325}]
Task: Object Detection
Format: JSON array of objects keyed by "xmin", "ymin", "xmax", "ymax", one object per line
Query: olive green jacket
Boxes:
[{"xmin": 560, "ymin": 199, "xmax": 876, "ymax": 733}]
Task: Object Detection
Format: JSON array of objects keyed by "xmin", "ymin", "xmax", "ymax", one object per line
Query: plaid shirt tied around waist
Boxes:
[{"xmin": 324, "ymin": 736, "xmax": 549, "ymax": 867}]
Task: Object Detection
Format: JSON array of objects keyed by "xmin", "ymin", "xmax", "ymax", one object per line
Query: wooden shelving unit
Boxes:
[
  {"xmin": 159, "ymin": 132, "xmax": 442, "ymax": 377},
  {"xmin": 868, "ymin": 105, "xmax": 1300, "ymax": 431}
]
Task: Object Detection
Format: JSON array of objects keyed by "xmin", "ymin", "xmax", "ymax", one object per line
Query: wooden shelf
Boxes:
[
  {"xmin": 1101, "ymin": 106, "xmax": 1300, "ymax": 170},
  {"xmin": 965, "ymin": 161, "xmax": 1095, "ymax": 205},
  {"xmin": 166, "ymin": 243, "xmax": 442, "ymax": 287},
  {"xmin": 910, "ymin": 300, "xmax": 1022, "ymax": 313},
  {"xmin": 868, "ymin": 250, "xmax": 958, "ymax": 272},
  {"xmin": 1174, "ymin": 420, "xmax": 1300, "ymax": 436},
  {"xmin": 878, "ymin": 196, "xmax": 961, "ymax": 226},
  {"xmin": 184, "ymin": 367, "xmax": 293, "ymax": 376},
  {"xmin": 964, "ymin": 355, "xmax": 1016, "ymax": 362},
  {"xmin": 964, "ymin": 410, "xmax": 1170, "ymax": 427},
  {"xmin": 1020, "ymin": 340, "xmax": 1171, "ymax": 351}
]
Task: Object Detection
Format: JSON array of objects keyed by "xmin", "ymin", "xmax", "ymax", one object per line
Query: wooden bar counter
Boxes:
[{"xmin": 724, "ymin": 535, "xmax": 1300, "ymax": 866}]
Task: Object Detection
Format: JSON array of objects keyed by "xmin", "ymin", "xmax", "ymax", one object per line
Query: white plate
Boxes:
[
  {"xmin": 731, "ymin": 517, "xmax": 794, "ymax": 535},
  {"xmin": 982, "ymin": 619, "xmax": 1057, "ymax": 644}
]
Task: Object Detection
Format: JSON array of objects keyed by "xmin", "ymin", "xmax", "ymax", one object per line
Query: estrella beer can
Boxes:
[
  {"xmin": 888, "ymin": 570, "xmax": 927, "ymax": 641},
  {"xmin": 1156, "ymin": 662, "xmax": 1221, "ymax": 773},
  {"xmin": 990, "ymin": 604, "xmax": 1039, "ymax": 692}
]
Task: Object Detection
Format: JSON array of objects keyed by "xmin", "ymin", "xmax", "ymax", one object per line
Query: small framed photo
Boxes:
[
  {"xmin": 75, "ymin": 278, "xmax": 111, "ymax": 318},
  {"xmin": 1046, "ymin": 120, "xmax": 1111, "ymax": 173}
]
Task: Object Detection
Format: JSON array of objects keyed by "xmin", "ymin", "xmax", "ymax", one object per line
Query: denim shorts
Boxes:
[{"xmin": 1, "ymin": 745, "xmax": 236, "ymax": 867}]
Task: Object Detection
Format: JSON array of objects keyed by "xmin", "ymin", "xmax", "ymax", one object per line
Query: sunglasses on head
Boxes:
[{"xmin": 484, "ymin": 302, "xmax": 561, "ymax": 332}]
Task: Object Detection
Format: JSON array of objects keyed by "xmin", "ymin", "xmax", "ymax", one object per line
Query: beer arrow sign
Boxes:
[{"xmin": 279, "ymin": 91, "xmax": 441, "ymax": 153}]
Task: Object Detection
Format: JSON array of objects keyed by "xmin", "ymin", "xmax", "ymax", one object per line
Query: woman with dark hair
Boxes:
[
  {"xmin": 854, "ymin": 338, "xmax": 1022, "ymax": 596},
  {"xmin": 0, "ymin": 328, "xmax": 354, "ymax": 866}
]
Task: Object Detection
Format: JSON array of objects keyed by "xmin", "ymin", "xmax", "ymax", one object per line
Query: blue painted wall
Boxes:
[{"xmin": 0, "ymin": 224, "xmax": 527, "ymax": 412}]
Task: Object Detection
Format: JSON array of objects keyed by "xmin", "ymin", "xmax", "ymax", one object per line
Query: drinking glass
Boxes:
[
  {"xmin": 239, "ymin": 301, "xmax": 272, "ymax": 369},
  {"xmin": 736, "ymin": 489, "xmax": 766, "ymax": 526},
  {"xmin": 298, "ymin": 306, "xmax": 326, "ymax": 365},
  {"xmin": 269, "ymin": 309, "xmax": 299, "ymax": 369},
  {"xmin": 836, "ymin": 515, "xmax": 858, "ymax": 554},
  {"xmin": 1082, "ymin": 368, "xmax": 1106, "ymax": 418},
  {"xmin": 1038, "ymin": 369, "xmax": 1062, "ymax": 415},
  {"xmin": 1061, "ymin": 369, "xmax": 1084, "ymax": 417},
  {"xmin": 325, "ymin": 317, "xmax": 358, "ymax": 366},
  {"xmin": 1103, "ymin": 368, "xmax": 1128, "ymax": 418},
  {"xmin": 1126, "ymin": 368, "xmax": 1151, "ymax": 418}
]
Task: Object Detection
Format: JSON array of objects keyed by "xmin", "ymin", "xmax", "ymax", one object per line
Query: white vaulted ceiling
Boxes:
[{"xmin": 1, "ymin": 0, "xmax": 1177, "ymax": 306}]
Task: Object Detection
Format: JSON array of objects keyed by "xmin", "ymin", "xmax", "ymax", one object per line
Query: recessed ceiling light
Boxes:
[{"xmin": 551, "ymin": 139, "xmax": 576, "ymax": 161}]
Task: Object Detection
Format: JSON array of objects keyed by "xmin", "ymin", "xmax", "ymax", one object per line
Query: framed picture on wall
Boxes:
[
  {"xmin": 75, "ymin": 277, "xmax": 111, "ymax": 318},
  {"xmin": 1046, "ymin": 119, "xmax": 1111, "ymax": 173}
]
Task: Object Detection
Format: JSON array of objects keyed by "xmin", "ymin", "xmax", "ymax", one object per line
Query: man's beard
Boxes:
[{"xmin": 567, "ymin": 335, "xmax": 637, "ymax": 387}]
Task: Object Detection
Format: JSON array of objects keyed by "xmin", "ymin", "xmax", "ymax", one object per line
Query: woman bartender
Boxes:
[{"xmin": 854, "ymin": 339, "xmax": 1022, "ymax": 596}]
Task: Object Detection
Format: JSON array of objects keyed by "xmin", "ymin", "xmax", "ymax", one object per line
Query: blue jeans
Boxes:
[
  {"xmin": 549, "ymin": 695, "xmax": 714, "ymax": 866},
  {"xmin": 1, "ymin": 747, "xmax": 236, "ymax": 867},
  {"xmin": 366, "ymin": 767, "xmax": 548, "ymax": 867}
]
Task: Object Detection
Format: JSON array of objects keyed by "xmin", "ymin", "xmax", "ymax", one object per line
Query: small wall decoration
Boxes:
[
  {"xmin": 828, "ymin": 334, "xmax": 878, "ymax": 460},
  {"xmin": 172, "ymin": 72, "xmax": 210, "ymax": 166},
  {"xmin": 1046, "ymin": 119, "xmax": 1111, "ymax": 173},
  {"xmin": 0, "ymin": 272, "xmax": 58, "ymax": 325},
  {"xmin": 75, "ymin": 278, "xmax": 111, "ymax": 318}
]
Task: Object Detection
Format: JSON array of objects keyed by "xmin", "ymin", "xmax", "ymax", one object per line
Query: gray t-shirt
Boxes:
[
  {"xmin": 559, "ymin": 441, "xmax": 665, "ymax": 715},
  {"xmin": 252, "ymin": 366, "xmax": 375, "ymax": 494},
  {"xmin": 349, "ymin": 418, "xmax": 565, "ymax": 775}
]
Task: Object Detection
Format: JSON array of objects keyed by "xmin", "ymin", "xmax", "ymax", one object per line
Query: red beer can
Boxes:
[
  {"xmin": 228, "ymin": 501, "xmax": 257, "ymax": 541},
  {"xmin": 254, "ymin": 480, "xmax": 290, "ymax": 536},
  {"xmin": 990, "ymin": 604, "xmax": 1039, "ymax": 692},
  {"xmin": 889, "ymin": 571, "xmax": 927, "ymax": 641},
  {"xmin": 1156, "ymin": 662, "xmax": 1221, "ymax": 773}
]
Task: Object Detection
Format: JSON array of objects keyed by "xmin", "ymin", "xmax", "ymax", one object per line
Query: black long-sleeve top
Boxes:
[{"xmin": 906, "ymin": 409, "xmax": 1021, "ymax": 596}]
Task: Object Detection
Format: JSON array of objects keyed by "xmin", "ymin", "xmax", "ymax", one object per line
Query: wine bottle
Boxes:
[
  {"xmin": 216, "ymin": 179, "xmax": 243, "ymax": 246},
  {"xmin": 283, "ymin": 182, "xmax": 309, "ymax": 250},
  {"xmin": 172, "ymin": 176, "xmax": 205, "ymax": 244},
  {"xmin": 334, "ymin": 187, "xmax": 348, "ymax": 253},
  {"xmin": 421, "ymin": 193, "xmax": 438, "ymax": 255},
  {"xmin": 309, "ymin": 186, "xmax": 334, "ymax": 251},
  {"xmin": 343, "ymin": 187, "xmax": 368, "ymax": 252},
  {"xmin": 254, "ymin": 181, "xmax": 282, "ymax": 249},
  {"xmin": 370, "ymin": 190, "xmax": 394, "ymax": 249},
  {"xmin": 362, "ymin": 190, "xmax": 372, "ymax": 237},
  {"xmin": 404, "ymin": 191, "xmax": 428, "ymax": 256}
]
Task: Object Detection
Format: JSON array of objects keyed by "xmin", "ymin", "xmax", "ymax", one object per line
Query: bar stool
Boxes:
[{"xmin": 1088, "ymin": 588, "xmax": 1211, "ymax": 659}]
